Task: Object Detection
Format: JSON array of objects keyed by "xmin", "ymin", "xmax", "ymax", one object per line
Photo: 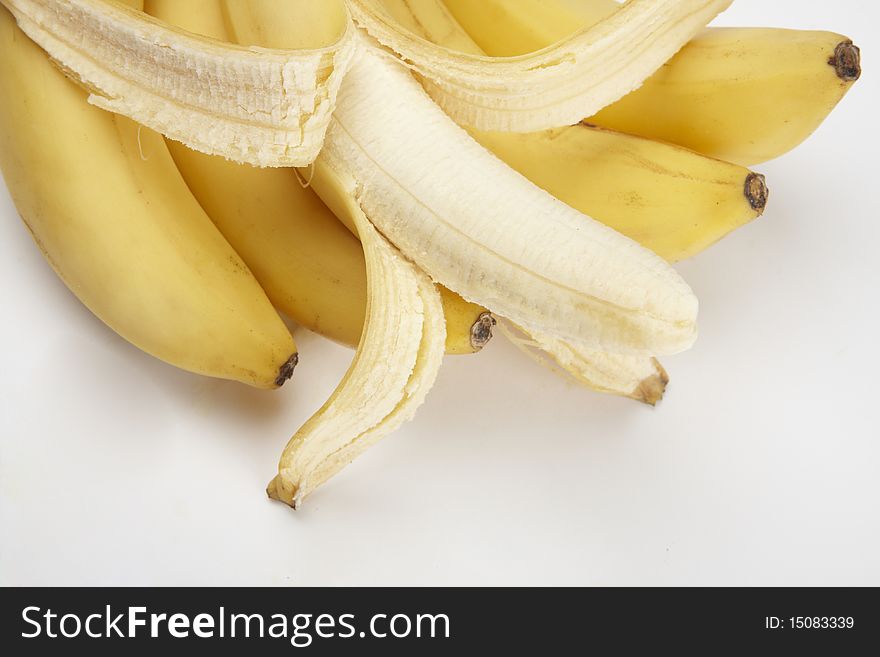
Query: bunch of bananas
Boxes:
[{"xmin": 0, "ymin": 0, "xmax": 860, "ymax": 508}]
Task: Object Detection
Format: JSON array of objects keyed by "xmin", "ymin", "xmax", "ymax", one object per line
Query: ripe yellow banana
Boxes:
[
  {"xmin": 224, "ymin": 0, "xmax": 699, "ymax": 502},
  {"xmin": 443, "ymin": 0, "xmax": 861, "ymax": 165},
  {"xmin": 0, "ymin": 4, "xmax": 298, "ymax": 388},
  {"xmin": 306, "ymin": 5, "xmax": 703, "ymax": 406},
  {"xmin": 145, "ymin": 0, "xmax": 492, "ymax": 356}
]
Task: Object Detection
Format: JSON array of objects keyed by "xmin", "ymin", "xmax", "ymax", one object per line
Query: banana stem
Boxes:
[
  {"xmin": 744, "ymin": 173, "xmax": 769, "ymax": 213},
  {"xmin": 274, "ymin": 353, "xmax": 300, "ymax": 387},
  {"xmin": 829, "ymin": 41, "xmax": 861, "ymax": 81},
  {"xmin": 469, "ymin": 312, "xmax": 497, "ymax": 351}
]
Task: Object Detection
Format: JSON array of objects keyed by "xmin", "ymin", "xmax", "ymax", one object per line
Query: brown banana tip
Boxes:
[
  {"xmin": 469, "ymin": 312, "xmax": 497, "ymax": 350},
  {"xmin": 266, "ymin": 475, "xmax": 297, "ymax": 508},
  {"xmin": 274, "ymin": 353, "xmax": 299, "ymax": 387},
  {"xmin": 829, "ymin": 41, "xmax": 861, "ymax": 82},
  {"xmin": 744, "ymin": 173, "xmax": 769, "ymax": 214},
  {"xmin": 631, "ymin": 358, "xmax": 669, "ymax": 406}
]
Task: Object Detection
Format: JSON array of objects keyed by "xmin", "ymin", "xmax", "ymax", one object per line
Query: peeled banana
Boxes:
[
  {"xmin": 590, "ymin": 28, "xmax": 861, "ymax": 165},
  {"xmin": 317, "ymin": 38, "xmax": 698, "ymax": 355},
  {"xmin": 380, "ymin": 0, "xmax": 768, "ymax": 264},
  {"xmin": 0, "ymin": 4, "xmax": 298, "ymax": 388},
  {"xmin": 350, "ymin": 0, "xmax": 732, "ymax": 132},
  {"xmin": 226, "ymin": 0, "xmax": 697, "ymax": 502},
  {"xmin": 316, "ymin": 3, "xmax": 708, "ymax": 403}
]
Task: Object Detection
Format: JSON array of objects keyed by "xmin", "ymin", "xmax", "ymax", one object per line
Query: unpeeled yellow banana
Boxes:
[
  {"xmin": 0, "ymin": 4, "xmax": 298, "ymax": 388},
  {"xmin": 590, "ymin": 28, "xmax": 861, "ymax": 165},
  {"xmin": 0, "ymin": 0, "xmax": 858, "ymax": 508},
  {"xmin": 350, "ymin": 0, "xmax": 732, "ymax": 132},
  {"xmin": 443, "ymin": 0, "xmax": 861, "ymax": 165},
  {"xmin": 471, "ymin": 125, "xmax": 767, "ymax": 263}
]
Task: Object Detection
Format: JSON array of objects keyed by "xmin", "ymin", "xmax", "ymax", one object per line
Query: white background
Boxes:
[{"xmin": 1, "ymin": 0, "xmax": 878, "ymax": 586}]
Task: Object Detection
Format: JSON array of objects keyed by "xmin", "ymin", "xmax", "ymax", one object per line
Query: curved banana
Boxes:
[
  {"xmin": 349, "ymin": 0, "xmax": 732, "ymax": 132},
  {"xmin": 591, "ymin": 28, "xmax": 860, "ymax": 165},
  {"xmin": 441, "ymin": 0, "xmax": 616, "ymax": 56},
  {"xmin": 444, "ymin": 0, "xmax": 861, "ymax": 165},
  {"xmin": 145, "ymin": 0, "xmax": 492, "ymax": 355},
  {"xmin": 0, "ymin": 4, "xmax": 298, "ymax": 388},
  {"xmin": 0, "ymin": 0, "xmax": 355, "ymax": 166}
]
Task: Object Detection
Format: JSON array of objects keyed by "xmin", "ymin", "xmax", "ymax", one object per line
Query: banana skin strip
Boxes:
[
  {"xmin": 0, "ymin": 0, "xmax": 356, "ymax": 166},
  {"xmin": 347, "ymin": 0, "xmax": 733, "ymax": 132},
  {"xmin": 267, "ymin": 182, "xmax": 446, "ymax": 509}
]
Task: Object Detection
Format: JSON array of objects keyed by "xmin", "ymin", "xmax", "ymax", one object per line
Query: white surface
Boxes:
[{"xmin": 1, "ymin": 0, "xmax": 878, "ymax": 586}]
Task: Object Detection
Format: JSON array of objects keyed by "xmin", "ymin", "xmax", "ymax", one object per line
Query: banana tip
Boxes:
[
  {"xmin": 274, "ymin": 353, "xmax": 299, "ymax": 387},
  {"xmin": 830, "ymin": 41, "xmax": 861, "ymax": 82},
  {"xmin": 470, "ymin": 312, "xmax": 497, "ymax": 350},
  {"xmin": 744, "ymin": 173, "xmax": 768, "ymax": 214},
  {"xmin": 630, "ymin": 358, "xmax": 670, "ymax": 406}
]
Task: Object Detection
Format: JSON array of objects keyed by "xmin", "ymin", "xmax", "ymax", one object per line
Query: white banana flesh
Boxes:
[
  {"xmin": 0, "ymin": 0, "xmax": 355, "ymax": 166},
  {"xmin": 347, "ymin": 0, "xmax": 732, "ymax": 131},
  {"xmin": 267, "ymin": 164, "xmax": 446, "ymax": 509},
  {"xmin": 316, "ymin": 39, "xmax": 698, "ymax": 356}
]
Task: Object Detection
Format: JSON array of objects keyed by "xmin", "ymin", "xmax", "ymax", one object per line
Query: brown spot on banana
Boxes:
[
  {"xmin": 744, "ymin": 173, "xmax": 769, "ymax": 213},
  {"xmin": 274, "ymin": 353, "xmax": 299, "ymax": 387},
  {"xmin": 469, "ymin": 312, "xmax": 496, "ymax": 351},
  {"xmin": 829, "ymin": 41, "xmax": 861, "ymax": 82}
]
